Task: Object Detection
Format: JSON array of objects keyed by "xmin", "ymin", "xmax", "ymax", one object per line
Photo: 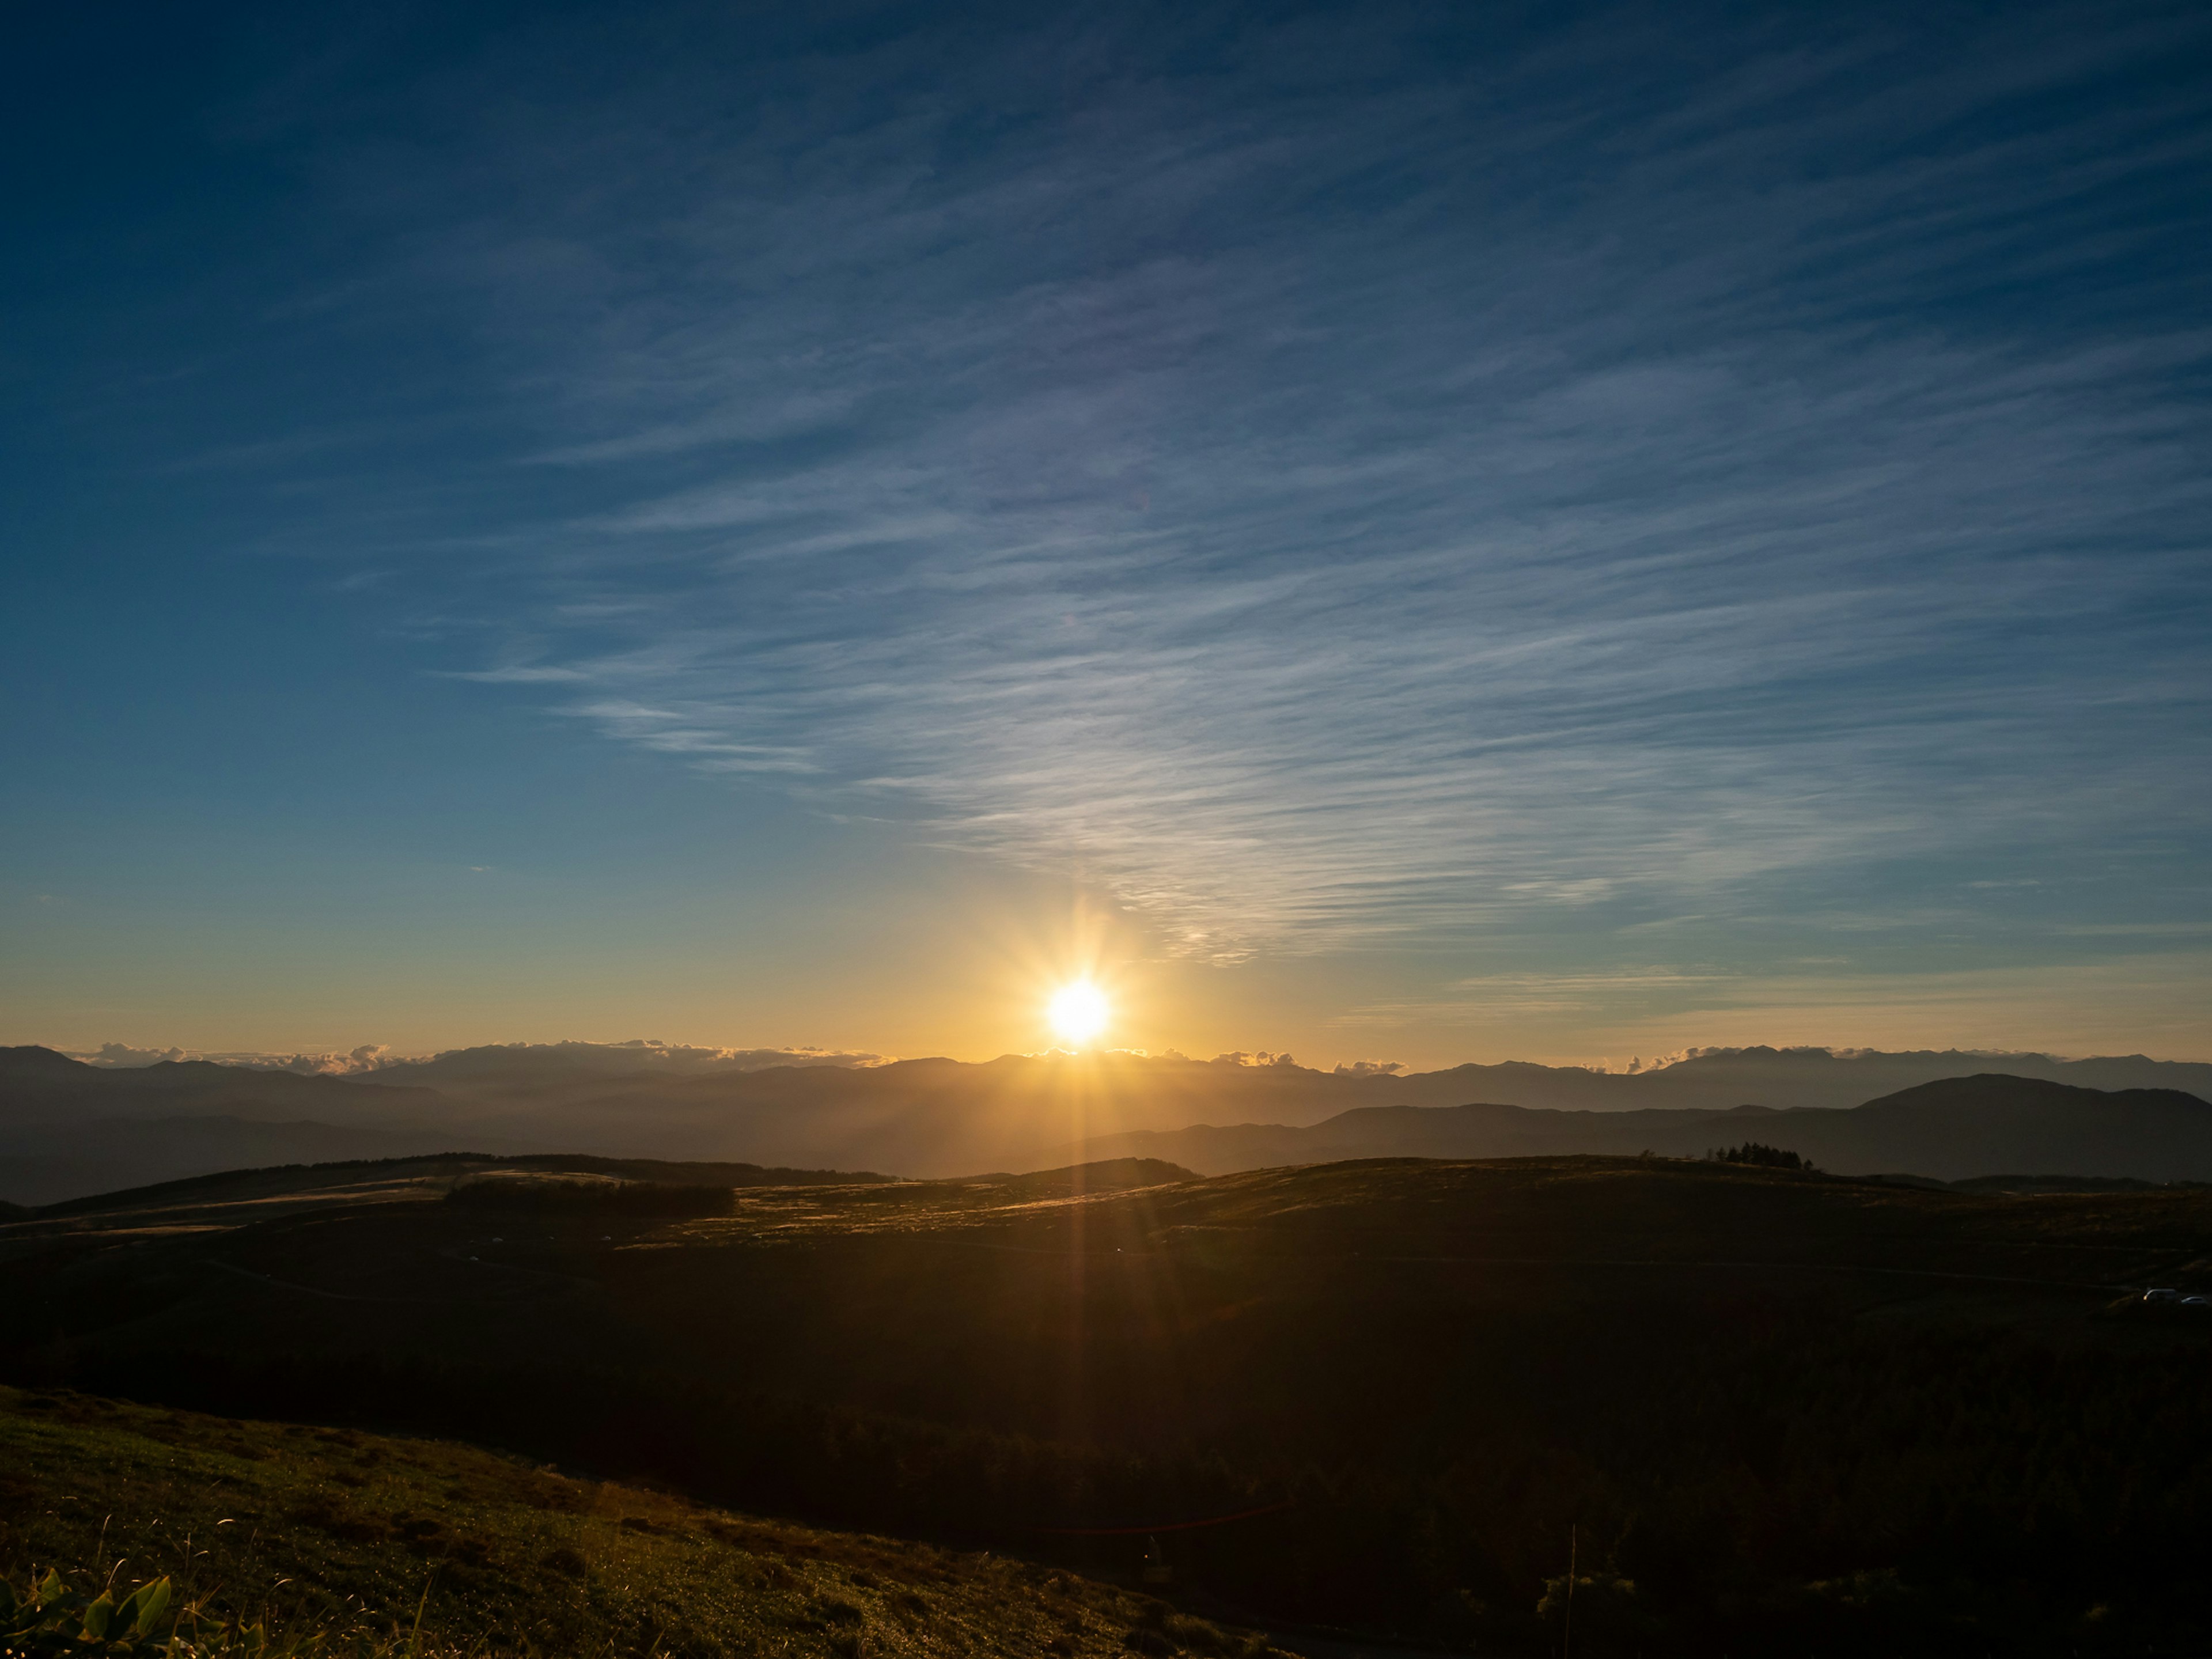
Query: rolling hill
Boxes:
[
  {"xmin": 9, "ymin": 1041, "xmax": 2212, "ymax": 1202},
  {"xmin": 1063, "ymin": 1074, "xmax": 2212, "ymax": 1182},
  {"xmin": 6, "ymin": 1150, "xmax": 2212, "ymax": 1653},
  {"xmin": 1, "ymin": 1385, "xmax": 1268, "ymax": 1659}
]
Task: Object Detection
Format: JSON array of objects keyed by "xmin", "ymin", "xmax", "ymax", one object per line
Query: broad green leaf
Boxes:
[{"xmin": 129, "ymin": 1578, "xmax": 173, "ymax": 1639}]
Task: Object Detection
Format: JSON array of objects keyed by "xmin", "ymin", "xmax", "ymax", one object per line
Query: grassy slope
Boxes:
[
  {"xmin": 9, "ymin": 1155, "xmax": 2211, "ymax": 1653},
  {"xmin": 24, "ymin": 1146, "xmax": 2210, "ymax": 1267},
  {"xmin": 6, "ymin": 1153, "xmax": 1193, "ymax": 1241},
  {"xmin": 0, "ymin": 1385, "xmax": 1267, "ymax": 1659},
  {"xmin": 24, "ymin": 1153, "xmax": 902, "ymax": 1225}
]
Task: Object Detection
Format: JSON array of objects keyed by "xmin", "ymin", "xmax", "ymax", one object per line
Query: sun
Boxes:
[{"xmin": 1047, "ymin": 980, "xmax": 1109, "ymax": 1047}]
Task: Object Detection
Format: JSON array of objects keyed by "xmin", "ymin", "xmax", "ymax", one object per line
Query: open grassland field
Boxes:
[
  {"xmin": 0, "ymin": 1387, "xmax": 1277, "ymax": 1659},
  {"xmin": 5, "ymin": 1154, "xmax": 2211, "ymax": 1655}
]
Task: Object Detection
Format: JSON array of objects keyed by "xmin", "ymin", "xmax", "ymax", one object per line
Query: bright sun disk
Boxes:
[{"xmin": 1047, "ymin": 981, "xmax": 1109, "ymax": 1046}]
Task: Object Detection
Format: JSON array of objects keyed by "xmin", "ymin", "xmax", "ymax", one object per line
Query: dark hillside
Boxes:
[
  {"xmin": 0, "ymin": 1385, "xmax": 1263, "ymax": 1659},
  {"xmin": 1071, "ymin": 1074, "xmax": 2212, "ymax": 1181},
  {"xmin": 21, "ymin": 1152, "xmax": 897, "ymax": 1225},
  {"xmin": 1418, "ymin": 1045, "xmax": 2212, "ymax": 1110},
  {"xmin": 950, "ymin": 1157, "xmax": 1197, "ymax": 1198},
  {"xmin": 2, "ymin": 1153, "xmax": 2207, "ymax": 1654},
  {"xmin": 0, "ymin": 1045, "xmax": 94, "ymax": 1086},
  {"xmin": 499, "ymin": 1153, "xmax": 902, "ymax": 1187},
  {"xmin": 0, "ymin": 1049, "xmax": 485, "ymax": 1206},
  {"xmin": 1948, "ymin": 1172, "xmax": 2204, "ymax": 1194},
  {"xmin": 0, "ymin": 1117, "xmax": 497, "ymax": 1209}
]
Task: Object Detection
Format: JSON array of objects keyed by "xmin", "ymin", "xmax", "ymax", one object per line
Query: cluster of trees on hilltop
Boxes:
[{"xmin": 1711, "ymin": 1141, "xmax": 1811, "ymax": 1170}]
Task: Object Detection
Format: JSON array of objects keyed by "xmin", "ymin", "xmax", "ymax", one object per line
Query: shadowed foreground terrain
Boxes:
[
  {"xmin": 4, "ymin": 1153, "xmax": 2210, "ymax": 1654},
  {"xmin": 0, "ymin": 1385, "xmax": 1273, "ymax": 1659}
]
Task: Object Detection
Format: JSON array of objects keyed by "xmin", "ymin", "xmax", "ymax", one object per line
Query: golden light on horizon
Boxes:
[{"xmin": 1047, "ymin": 980, "xmax": 1109, "ymax": 1047}]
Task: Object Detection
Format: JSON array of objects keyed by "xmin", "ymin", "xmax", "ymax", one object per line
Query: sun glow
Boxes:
[{"xmin": 1047, "ymin": 980, "xmax": 1110, "ymax": 1047}]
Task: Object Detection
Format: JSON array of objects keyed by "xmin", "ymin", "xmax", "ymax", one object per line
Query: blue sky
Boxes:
[{"xmin": 3, "ymin": 0, "xmax": 2209, "ymax": 1066}]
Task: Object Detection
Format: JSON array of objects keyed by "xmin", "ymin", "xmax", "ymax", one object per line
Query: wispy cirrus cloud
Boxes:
[
  {"xmin": 1328, "ymin": 950, "xmax": 2212, "ymax": 1061},
  {"xmin": 309, "ymin": 4, "xmax": 2209, "ymax": 962}
]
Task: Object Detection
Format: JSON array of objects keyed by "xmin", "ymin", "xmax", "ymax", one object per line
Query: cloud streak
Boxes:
[{"xmin": 301, "ymin": 5, "xmax": 2210, "ymax": 963}]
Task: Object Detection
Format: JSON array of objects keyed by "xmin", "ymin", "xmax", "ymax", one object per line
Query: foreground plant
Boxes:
[{"xmin": 2, "ymin": 1567, "xmax": 423, "ymax": 1659}]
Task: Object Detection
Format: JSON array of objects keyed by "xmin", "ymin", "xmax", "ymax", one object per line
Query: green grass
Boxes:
[{"xmin": 0, "ymin": 1388, "xmax": 1278, "ymax": 1659}]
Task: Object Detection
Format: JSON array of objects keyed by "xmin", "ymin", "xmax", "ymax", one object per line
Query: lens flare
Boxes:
[{"xmin": 1047, "ymin": 981, "xmax": 1109, "ymax": 1046}]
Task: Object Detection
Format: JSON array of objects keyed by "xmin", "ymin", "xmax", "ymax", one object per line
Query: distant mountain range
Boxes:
[
  {"xmin": 4, "ymin": 1040, "xmax": 2209, "ymax": 1203},
  {"xmin": 1063, "ymin": 1074, "xmax": 2212, "ymax": 1183}
]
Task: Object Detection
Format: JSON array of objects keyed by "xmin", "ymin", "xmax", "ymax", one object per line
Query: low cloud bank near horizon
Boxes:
[
  {"xmin": 66, "ymin": 1039, "xmax": 891, "ymax": 1074},
  {"xmin": 52, "ymin": 1037, "xmax": 2191, "ymax": 1078}
]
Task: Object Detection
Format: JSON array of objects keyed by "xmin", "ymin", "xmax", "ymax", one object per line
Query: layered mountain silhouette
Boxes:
[
  {"xmin": 4, "ymin": 1040, "xmax": 2209, "ymax": 1202},
  {"xmin": 1064, "ymin": 1074, "xmax": 2212, "ymax": 1183}
]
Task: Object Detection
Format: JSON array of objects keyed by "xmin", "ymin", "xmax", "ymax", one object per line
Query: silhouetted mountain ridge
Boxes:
[
  {"xmin": 1066, "ymin": 1074, "xmax": 2212, "ymax": 1183},
  {"xmin": 0, "ymin": 1047, "xmax": 446, "ymax": 1126},
  {"xmin": 7, "ymin": 1041, "xmax": 2212, "ymax": 1201}
]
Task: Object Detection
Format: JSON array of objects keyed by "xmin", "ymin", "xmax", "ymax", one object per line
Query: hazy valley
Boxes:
[{"xmin": 7, "ymin": 1041, "xmax": 2212, "ymax": 1206}]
